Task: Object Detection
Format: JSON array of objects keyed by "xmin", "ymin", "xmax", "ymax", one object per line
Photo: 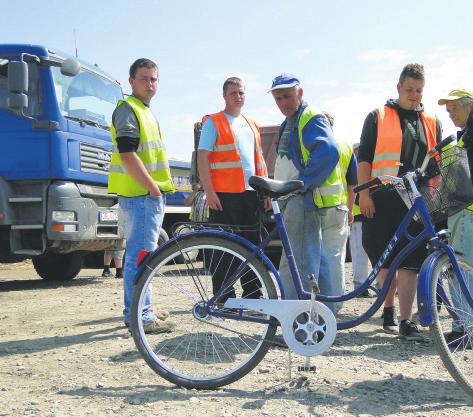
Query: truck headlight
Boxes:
[{"xmin": 52, "ymin": 211, "xmax": 76, "ymax": 222}]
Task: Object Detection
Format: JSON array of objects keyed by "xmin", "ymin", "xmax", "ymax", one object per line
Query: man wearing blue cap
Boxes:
[{"xmin": 269, "ymin": 74, "xmax": 346, "ymax": 313}]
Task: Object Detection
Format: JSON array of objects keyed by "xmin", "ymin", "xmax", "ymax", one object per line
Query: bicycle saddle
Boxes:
[{"xmin": 249, "ymin": 176, "xmax": 304, "ymax": 198}]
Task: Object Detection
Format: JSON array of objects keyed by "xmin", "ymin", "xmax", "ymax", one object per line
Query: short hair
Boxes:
[
  {"xmin": 399, "ymin": 63, "xmax": 425, "ymax": 84},
  {"xmin": 129, "ymin": 58, "xmax": 158, "ymax": 78},
  {"xmin": 223, "ymin": 77, "xmax": 244, "ymax": 94},
  {"xmin": 457, "ymin": 96, "xmax": 473, "ymax": 108}
]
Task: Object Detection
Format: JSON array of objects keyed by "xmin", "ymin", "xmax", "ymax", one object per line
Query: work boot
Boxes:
[{"xmin": 143, "ymin": 319, "xmax": 175, "ymax": 334}]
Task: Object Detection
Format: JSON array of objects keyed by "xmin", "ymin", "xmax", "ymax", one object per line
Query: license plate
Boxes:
[{"xmin": 99, "ymin": 211, "xmax": 118, "ymax": 222}]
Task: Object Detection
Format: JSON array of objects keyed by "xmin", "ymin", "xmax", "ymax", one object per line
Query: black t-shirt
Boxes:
[{"xmin": 358, "ymin": 99, "xmax": 443, "ymax": 176}]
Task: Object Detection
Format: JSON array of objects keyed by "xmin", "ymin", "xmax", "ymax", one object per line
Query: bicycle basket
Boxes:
[{"xmin": 417, "ymin": 145, "xmax": 473, "ymax": 223}]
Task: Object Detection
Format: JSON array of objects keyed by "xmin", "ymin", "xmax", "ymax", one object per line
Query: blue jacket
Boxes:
[{"xmin": 279, "ymin": 102, "xmax": 340, "ymax": 210}]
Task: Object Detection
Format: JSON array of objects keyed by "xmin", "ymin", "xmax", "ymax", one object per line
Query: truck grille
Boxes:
[{"xmin": 80, "ymin": 144, "xmax": 111, "ymax": 175}]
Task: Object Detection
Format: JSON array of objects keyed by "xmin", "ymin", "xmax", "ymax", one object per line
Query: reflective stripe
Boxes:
[
  {"xmin": 112, "ymin": 140, "xmax": 164, "ymax": 153},
  {"xmin": 109, "ymin": 160, "xmax": 170, "ymax": 174},
  {"xmin": 373, "ymin": 152, "xmax": 404, "ymax": 163},
  {"xmin": 256, "ymin": 162, "xmax": 266, "ymax": 170},
  {"xmin": 210, "ymin": 161, "xmax": 243, "ymax": 169},
  {"xmin": 138, "ymin": 141, "xmax": 164, "ymax": 152},
  {"xmin": 213, "ymin": 143, "xmax": 237, "ymax": 151},
  {"xmin": 372, "ymin": 166, "xmax": 399, "ymax": 176},
  {"xmin": 318, "ymin": 183, "xmax": 343, "ymax": 196}
]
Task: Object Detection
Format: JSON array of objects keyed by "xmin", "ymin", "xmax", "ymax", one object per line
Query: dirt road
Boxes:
[{"xmin": 0, "ymin": 261, "xmax": 471, "ymax": 417}]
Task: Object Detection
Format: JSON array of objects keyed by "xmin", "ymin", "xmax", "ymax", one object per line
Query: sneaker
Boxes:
[
  {"xmin": 102, "ymin": 270, "xmax": 113, "ymax": 278},
  {"xmin": 399, "ymin": 320, "xmax": 427, "ymax": 342},
  {"xmin": 444, "ymin": 330, "xmax": 473, "ymax": 350},
  {"xmin": 143, "ymin": 319, "xmax": 175, "ymax": 334},
  {"xmin": 115, "ymin": 270, "xmax": 123, "ymax": 279},
  {"xmin": 382, "ymin": 306, "xmax": 398, "ymax": 334}
]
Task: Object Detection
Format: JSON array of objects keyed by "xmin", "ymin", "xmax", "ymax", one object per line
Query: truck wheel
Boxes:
[{"xmin": 32, "ymin": 252, "xmax": 83, "ymax": 281}]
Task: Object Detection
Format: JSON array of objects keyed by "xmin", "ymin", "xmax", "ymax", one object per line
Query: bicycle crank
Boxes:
[{"xmin": 223, "ymin": 299, "xmax": 337, "ymax": 356}]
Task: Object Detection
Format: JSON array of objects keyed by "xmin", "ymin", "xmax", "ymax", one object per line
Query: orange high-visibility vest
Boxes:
[
  {"xmin": 372, "ymin": 106, "xmax": 437, "ymax": 177},
  {"xmin": 206, "ymin": 112, "xmax": 268, "ymax": 192}
]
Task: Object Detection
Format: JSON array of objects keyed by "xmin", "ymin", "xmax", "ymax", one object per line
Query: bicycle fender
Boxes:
[{"xmin": 417, "ymin": 251, "xmax": 444, "ymax": 326}]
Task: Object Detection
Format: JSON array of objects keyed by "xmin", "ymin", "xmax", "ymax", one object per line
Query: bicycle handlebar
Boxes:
[
  {"xmin": 355, "ymin": 135, "xmax": 458, "ymax": 194},
  {"xmin": 353, "ymin": 177, "xmax": 381, "ymax": 194}
]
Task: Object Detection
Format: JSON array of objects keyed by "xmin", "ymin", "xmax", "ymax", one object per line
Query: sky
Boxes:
[{"xmin": 2, "ymin": 0, "xmax": 473, "ymax": 161}]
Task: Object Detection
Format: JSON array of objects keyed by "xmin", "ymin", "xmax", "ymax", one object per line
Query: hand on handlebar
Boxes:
[{"xmin": 359, "ymin": 192, "xmax": 375, "ymax": 218}]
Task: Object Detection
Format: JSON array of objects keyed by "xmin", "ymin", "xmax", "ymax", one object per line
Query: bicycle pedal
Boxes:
[{"xmin": 297, "ymin": 365, "xmax": 317, "ymax": 372}]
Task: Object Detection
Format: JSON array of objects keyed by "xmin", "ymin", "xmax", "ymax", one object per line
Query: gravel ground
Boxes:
[{"xmin": 0, "ymin": 261, "xmax": 472, "ymax": 417}]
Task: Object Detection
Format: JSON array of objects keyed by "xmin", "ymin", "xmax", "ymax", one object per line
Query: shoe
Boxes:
[
  {"xmin": 444, "ymin": 330, "xmax": 472, "ymax": 350},
  {"xmin": 399, "ymin": 320, "xmax": 428, "ymax": 342},
  {"xmin": 102, "ymin": 270, "xmax": 113, "ymax": 278},
  {"xmin": 143, "ymin": 319, "xmax": 175, "ymax": 334},
  {"xmin": 356, "ymin": 288, "xmax": 373, "ymax": 298},
  {"xmin": 115, "ymin": 270, "xmax": 123, "ymax": 279},
  {"xmin": 382, "ymin": 307, "xmax": 398, "ymax": 334}
]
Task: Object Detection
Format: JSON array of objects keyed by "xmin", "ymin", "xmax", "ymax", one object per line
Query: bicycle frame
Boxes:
[{"xmin": 158, "ymin": 173, "xmax": 473, "ymax": 331}]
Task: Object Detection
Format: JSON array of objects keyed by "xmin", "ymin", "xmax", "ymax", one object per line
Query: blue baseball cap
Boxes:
[{"xmin": 268, "ymin": 74, "xmax": 300, "ymax": 92}]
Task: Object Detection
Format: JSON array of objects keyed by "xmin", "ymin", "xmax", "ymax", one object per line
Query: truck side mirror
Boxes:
[
  {"xmin": 61, "ymin": 58, "xmax": 80, "ymax": 77},
  {"xmin": 7, "ymin": 61, "xmax": 28, "ymax": 114}
]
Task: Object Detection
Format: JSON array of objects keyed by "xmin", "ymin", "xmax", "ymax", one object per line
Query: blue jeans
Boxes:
[
  {"xmin": 119, "ymin": 195, "xmax": 165, "ymax": 325},
  {"xmin": 448, "ymin": 209, "xmax": 473, "ymax": 332},
  {"xmin": 278, "ymin": 195, "xmax": 334, "ymax": 310},
  {"xmin": 320, "ymin": 205, "xmax": 348, "ymax": 314}
]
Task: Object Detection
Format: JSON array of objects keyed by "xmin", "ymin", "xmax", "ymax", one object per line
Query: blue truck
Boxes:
[{"xmin": 0, "ymin": 44, "xmax": 127, "ymax": 280}]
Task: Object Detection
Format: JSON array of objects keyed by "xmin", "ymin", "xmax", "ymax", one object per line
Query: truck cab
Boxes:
[{"xmin": 0, "ymin": 44, "xmax": 124, "ymax": 280}]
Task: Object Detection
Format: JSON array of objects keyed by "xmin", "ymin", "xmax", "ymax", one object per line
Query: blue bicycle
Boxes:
[{"xmin": 130, "ymin": 136, "xmax": 473, "ymax": 395}]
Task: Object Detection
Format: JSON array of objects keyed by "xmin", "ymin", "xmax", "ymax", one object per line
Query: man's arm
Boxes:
[
  {"xmin": 197, "ymin": 150, "xmax": 222, "ymax": 211},
  {"xmin": 292, "ymin": 115, "xmax": 340, "ymax": 189},
  {"xmin": 357, "ymin": 110, "xmax": 378, "ymax": 218},
  {"xmin": 357, "ymin": 161, "xmax": 375, "ymax": 218},
  {"xmin": 120, "ymin": 152, "xmax": 161, "ymax": 196}
]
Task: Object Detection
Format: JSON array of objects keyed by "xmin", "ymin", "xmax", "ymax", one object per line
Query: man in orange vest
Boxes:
[
  {"xmin": 358, "ymin": 63, "xmax": 442, "ymax": 341},
  {"xmin": 198, "ymin": 77, "xmax": 269, "ymax": 300}
]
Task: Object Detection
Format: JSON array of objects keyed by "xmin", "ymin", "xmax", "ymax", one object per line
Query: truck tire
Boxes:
[{"xmin": 32, "ymin": 252, "xmax": 83, "ymax": 281}]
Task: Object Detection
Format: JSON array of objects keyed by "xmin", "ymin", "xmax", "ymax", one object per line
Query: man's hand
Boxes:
[
  {"xmin": 359, "ymin": 191, "xmax": 375, "ymax": 218},
  {"xmin": 348, "ymin": 210, "xmax": 354, "ymax": 225},
  {"xmin": 206, "ymin": 190, "xmax": 223, "ymax": 211},
  {"xmin": 149, "ymin": 184, "xmax": 162, "ymax": 197},
  {"xmin": 264, "ymin": 196, "xmax": 272, "ymax": 211}
]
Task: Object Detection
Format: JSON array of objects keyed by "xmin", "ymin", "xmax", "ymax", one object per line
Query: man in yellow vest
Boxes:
[
  {"xmin": 269, "ymin": 74, "xmax": 344, "ymax": 314},
  {"xmin": 198, "ymin": 77, "xmax": 269, "ymax": 300},
  {"xmin": 108, "ymin": 58, "xmax": 175, "ymax": 334},
  {"xmin": 358, "ymin": 63, "xmax": 442, "ymax": 340},
  {"xmin": 438, "ymin": 88, "xmax": 473, "ymax": 349}
]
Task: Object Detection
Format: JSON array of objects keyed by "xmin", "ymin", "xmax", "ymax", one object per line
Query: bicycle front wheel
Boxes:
[
  {"xmin": 430, "ymin": 254, "xmax": 473, "ymax": 397},
  {"xmin": 130, "ymin": 235, "xmax": 278, "ymax": 390}
]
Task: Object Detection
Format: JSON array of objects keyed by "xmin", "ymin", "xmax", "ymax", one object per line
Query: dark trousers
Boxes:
[{"xmin": 208, "ymin": 191, "xmax": 262, "ymax": 300}]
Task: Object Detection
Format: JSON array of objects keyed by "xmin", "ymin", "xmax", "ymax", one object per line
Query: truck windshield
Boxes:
[
  {"xmin": 51, "ymin": 66, "xmax": 122, "ymax": 129},
  {"xmin": 0, "ymin": 59, "xmax": 42, "ymax": 116}
]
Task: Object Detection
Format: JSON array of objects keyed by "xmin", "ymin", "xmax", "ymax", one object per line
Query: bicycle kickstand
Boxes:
[{"xmin": 298, "ymin": 274, "xmax": 319, "ymax": 373}]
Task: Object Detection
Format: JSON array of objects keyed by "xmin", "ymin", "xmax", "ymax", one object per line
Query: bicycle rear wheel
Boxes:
[
  {"xmin": 130, "ymin": 235, "xmax": 278, "ymax": 389},
  {"xmin": 430, "ymin": 254, "xmax": 473, "ymax": 397}
]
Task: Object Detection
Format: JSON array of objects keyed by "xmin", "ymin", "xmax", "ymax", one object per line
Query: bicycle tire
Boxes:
[
  {"xmin": 130, "ymin": 234, "xmax": 278, "ymax": 389},
  {"xmin": 430, "ymin": 254, "xmax": 473, "ymax": 397}
]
